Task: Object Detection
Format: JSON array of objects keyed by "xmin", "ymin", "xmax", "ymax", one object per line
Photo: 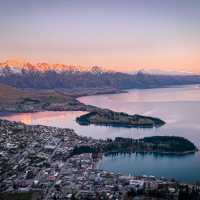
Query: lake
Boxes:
[{"xmin": 1, "ymin": 85, "xmax": 200, "ymax": 182}]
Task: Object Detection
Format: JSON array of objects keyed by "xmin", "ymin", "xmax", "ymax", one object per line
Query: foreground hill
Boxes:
[{"xmin": 0, "ymin": 84, "xmax": 94, "ymax": 112}]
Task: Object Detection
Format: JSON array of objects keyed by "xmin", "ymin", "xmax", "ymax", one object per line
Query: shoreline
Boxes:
[
  {"xmin": 0, "ymin": 83, "xmax": 199, "ymax": 114},
  {"xmin": 104, "ymin": 149, "xmax": 198, "ymax": 156}
]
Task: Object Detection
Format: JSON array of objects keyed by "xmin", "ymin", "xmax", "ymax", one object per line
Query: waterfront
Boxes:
[{"xmin": 1, "ymin": 85, "xmax": 200, "ymax": 182}]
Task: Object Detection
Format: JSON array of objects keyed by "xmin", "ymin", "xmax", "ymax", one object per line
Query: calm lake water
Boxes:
[{"xmin": 1, "ymin": 85, "xmax": 200, "ymax": 182}]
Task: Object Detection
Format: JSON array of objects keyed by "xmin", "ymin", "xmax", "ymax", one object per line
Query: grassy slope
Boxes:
[{"xmin": 0, "ymin": 83, "xmax": 72, "ymax": 104}]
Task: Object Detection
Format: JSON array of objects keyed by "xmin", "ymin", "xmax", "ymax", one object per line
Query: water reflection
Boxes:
[{"xmin": 0, "ymin": 111, "xmax": 87, "ymax": 128}]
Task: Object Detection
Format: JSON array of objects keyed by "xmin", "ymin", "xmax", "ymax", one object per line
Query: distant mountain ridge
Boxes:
[
  {"xmin": 133, "ymin": 69, "xmax": 196, "ymax": 76},
  {"xmin": 1, "ymin": 59, "xmax": 200, "ymax": 90}
]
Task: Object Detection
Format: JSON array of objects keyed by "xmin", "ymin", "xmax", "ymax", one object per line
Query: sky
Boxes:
[{"xmin": 0, "ymin": 0, "xmax": 200, "ymax": 73}]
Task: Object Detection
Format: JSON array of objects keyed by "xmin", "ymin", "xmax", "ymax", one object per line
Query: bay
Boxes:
[{"xmin": 1, "ymin": 85, "xmax": 200, "ymax": 182}]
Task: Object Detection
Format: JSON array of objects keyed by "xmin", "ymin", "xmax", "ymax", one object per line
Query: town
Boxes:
[{"xmin": 0, "ymin": 119, "xmax": 200, "ymax": 200}]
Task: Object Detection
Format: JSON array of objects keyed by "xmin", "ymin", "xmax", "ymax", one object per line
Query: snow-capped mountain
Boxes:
[
  {"xmin": 0, "ymin": 59, "xmax": 197, "ymax": 76},
  {"xmin": 0, "ymin": 59, "xmax": 106, "ymax": 74}
]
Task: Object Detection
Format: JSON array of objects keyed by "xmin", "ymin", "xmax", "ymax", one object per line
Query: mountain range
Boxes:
[
  {"xmin": 0, "ymin": 59, "xmax": 107, "ymax": 74},
  {"xmin": 0, "ymin": 59, "xmax": 197, "ymax": 76},
  {"xmin": 0, "ymin": 59, "xmax": 200, "ymax": 90}
]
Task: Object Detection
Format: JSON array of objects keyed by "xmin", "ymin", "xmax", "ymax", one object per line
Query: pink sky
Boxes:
[{"xmin": 0, "ymin": 0, "xmax": 199, "ymax": 73}]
